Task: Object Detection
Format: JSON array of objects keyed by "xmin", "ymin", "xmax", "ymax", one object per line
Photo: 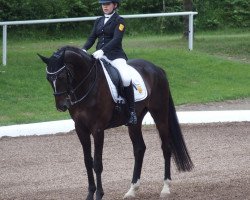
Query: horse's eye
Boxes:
[
  {"xmin": 46, "ymin": 75, "xmax": 51, "ymax": 81},
  {"xmin": 47, "ymin": 74, "xmax": 56, "ymax": 82}
]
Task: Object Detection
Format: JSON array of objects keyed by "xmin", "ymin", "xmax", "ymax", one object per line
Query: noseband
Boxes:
[{"xmin": 46, "ymin": 61, "xmax": 97, "ymax": 106}]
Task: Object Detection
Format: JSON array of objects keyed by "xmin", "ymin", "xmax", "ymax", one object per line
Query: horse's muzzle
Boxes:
[{"xmin": 56, "ymin": 97, "xmax": 71, "ymax": 112}]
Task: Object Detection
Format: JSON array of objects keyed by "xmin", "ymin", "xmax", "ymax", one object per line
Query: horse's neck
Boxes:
[
  {"xmin": 66, "ymin": 51, "xmax": 93, "ymax": 77},
  {"xmin": 65, "ymin": 48, "xmax": 92, "ymax": 64}
]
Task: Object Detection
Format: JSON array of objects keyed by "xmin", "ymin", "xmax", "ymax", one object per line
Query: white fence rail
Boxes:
[
  {"xmin": 0, "ymin": 12, "xmax": 198, "ymax": 66},
  {"xmin": 1, "ymin": 110, "xmax": 250, "ymax": 137}
]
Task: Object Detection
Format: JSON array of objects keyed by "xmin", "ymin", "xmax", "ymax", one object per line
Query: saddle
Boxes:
[
  {"xmin": 99, "ymin": 59, "xmax": 148, "ymax": 128},
  {"xmin": 99, "ymin": 59, "xmax": 147, "ymax": 103},
  {"xmin": 100, "ymin": 58, "xmax": 124, "ymax": 99}
]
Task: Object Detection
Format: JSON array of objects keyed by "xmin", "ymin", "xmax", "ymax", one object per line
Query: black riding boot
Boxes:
[{"xmin": 124, "ymin": 82, "xmax": 137, "ymax": 125}]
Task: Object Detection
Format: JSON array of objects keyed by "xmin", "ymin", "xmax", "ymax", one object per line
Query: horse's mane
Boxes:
[
  {"xmin": 54, "ymin": 45, "xmax": 94, "ymax": 72},
  {"xmin": 59, "ymin": 45, "xmax": 80, "ymax": 53},
  {"xmin": 57, "ymin": 45, "xmax": 90, "ymax": 59}
]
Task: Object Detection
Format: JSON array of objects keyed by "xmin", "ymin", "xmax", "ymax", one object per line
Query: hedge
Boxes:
[{"xmin": 0, "ymin": 0, "xmax": 249, "ymax": 37}]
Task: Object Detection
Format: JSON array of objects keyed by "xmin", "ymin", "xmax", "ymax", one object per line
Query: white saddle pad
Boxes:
[{"xmin": 100, "ymin": 60, "xmax": 148, "ymax": 103}]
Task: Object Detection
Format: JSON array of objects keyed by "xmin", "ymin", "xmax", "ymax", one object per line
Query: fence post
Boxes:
[
  {"xmin": 2, "ymin": 25, "xmax": 7, "ymax": 66},
  {"xmin": 188, "ymin": 14, "xmax": 194, "ymax": 50}
]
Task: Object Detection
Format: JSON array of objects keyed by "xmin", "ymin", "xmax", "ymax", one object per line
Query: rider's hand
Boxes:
[
  {"xmin": 82, "ymin": 49, "xmax": 87, "ymax": 53},
  {"xmin": 92, "ymin": 50, "xmax": 104, "ymax": 59}
]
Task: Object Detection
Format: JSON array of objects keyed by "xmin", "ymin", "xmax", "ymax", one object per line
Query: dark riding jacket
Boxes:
[{"xmin": 83, "ymin": 12, "xmax": 127, "ymax": 61}]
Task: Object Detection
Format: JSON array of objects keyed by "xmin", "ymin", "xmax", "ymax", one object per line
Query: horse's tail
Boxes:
[{"xmin": 169, "ymin": 92, "xmax": 194, "ymax": 172}]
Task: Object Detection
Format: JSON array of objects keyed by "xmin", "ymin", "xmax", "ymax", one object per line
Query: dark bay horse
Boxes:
[{"xmin": 38, "ymin": 46, "xmax": 193, "ymax": 200}]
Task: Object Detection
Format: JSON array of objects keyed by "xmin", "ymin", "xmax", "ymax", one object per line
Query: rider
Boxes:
[{"xmin": 82, "ymin": 0, "xmax": 137, "ymax": 125}]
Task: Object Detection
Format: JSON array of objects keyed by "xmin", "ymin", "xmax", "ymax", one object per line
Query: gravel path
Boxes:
[{"xmin": 1, "ymin": 122, "xmax": 250, "ymax": 200}]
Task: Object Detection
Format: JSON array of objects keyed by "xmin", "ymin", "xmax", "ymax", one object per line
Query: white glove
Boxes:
[
  {"xmin": 82, "ymin": 49, "xmax": 87, "ymax": 52},
  {"xmin": 92, "ymin": 49, "xmax": 104, "ymax": 59}
]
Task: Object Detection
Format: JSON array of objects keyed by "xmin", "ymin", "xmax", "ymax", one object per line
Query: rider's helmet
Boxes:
[
  {"xmin": 99, "ymin": 0, "xmax": 121, "ymax": 4},
  {"xmin": 99, "ymin": 0, "xmax": 121, "ymax": 10}
]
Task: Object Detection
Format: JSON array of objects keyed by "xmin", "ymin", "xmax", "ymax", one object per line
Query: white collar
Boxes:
[{"xmin": 104, "ymin": 12, "xmax": 115, "ymax": 19}]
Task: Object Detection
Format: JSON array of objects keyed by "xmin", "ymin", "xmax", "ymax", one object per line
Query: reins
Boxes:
[{"xmin": 69, "ymin": 60, "xmax": 98, "ymax": 105}]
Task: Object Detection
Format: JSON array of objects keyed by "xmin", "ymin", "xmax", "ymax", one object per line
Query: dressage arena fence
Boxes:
[{"xmin": 0, "ymin": 12, "xmax": 198, "ymax": 66}]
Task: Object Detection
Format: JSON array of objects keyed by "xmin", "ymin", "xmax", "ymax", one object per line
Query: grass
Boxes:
[{"xmin": 0, "ymin": 29, "xmax": 249, "ymax": 126}]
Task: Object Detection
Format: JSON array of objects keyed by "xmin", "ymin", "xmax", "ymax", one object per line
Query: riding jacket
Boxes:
[{"xmin": 83, "ymin": 12, "xmax": 127, "ymax": 61}]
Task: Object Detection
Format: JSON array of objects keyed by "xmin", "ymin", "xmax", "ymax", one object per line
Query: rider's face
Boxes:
[{"xmin": 102, "ymin": 3, "xmax": 117, "ymax": 14}]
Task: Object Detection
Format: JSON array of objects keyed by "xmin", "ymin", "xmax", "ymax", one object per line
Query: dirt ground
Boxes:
[
  {"xmin": 1, "ymin": 120, "xmax": 250, "ymax": 200},
  {"xmin": 1, "ymin": 98, "xmax": 250, "ymax": 200},
  {"xmin": 176, "ymin": 98, "xmax": 250, "ymax": 111}
]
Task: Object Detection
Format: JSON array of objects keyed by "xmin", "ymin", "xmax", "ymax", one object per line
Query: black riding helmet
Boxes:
[
  {"xmin": 99, "ymin": 0, "xmax": 121, "ymax": 4},
  {"xmin": 99, "ymin": 0, "xmax": 121, "ymax": 11}
]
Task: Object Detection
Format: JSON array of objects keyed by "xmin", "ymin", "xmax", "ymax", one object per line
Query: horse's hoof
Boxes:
[
  {"xmin": 123, "ymin": 180, "xmax": 140, "ymax": 199},
  {"xmin": 86, "ymin": 194, "xmax": 94, "ymax": 200},
  {"xmin": 160, "ymin": 187, "xmax": 170, "ymax": 197},
  {"xmin": 123, "ymin": 191, "xmax": 135, "ymax": 199},
  {"xmin": 96, "ymin": 191, "xmax": 104, "ymax": 200},
  {"xmin": 160, "ymin": 179, "xmax": 171, "ymax": 198},
  {"xmin": 160, "ymin": 191, "xmax": 170, "ymax": 198}
]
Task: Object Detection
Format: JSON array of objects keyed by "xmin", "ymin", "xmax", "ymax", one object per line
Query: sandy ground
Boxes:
[
  {"xmin": 0, "ymin": 121, "xmax": 250, "ymax": 200},
  {"xmin": 176, "ymin": 98, "xmax": 250, "ymax": 111}
]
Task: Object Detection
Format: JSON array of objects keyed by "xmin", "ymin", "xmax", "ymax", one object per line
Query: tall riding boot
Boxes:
[{"xmin": 124, "ymin": 82, "xmax": 137, "ymax": 125}]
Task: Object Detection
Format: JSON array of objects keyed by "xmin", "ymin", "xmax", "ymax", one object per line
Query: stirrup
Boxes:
[{"xmin": 127, "ymin": 111, "xmax": 137, "ymax": 125}]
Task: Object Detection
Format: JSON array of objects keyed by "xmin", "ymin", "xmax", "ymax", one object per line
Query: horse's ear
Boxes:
[
  {"xmin": 90, "ymin": 54, "xmax": 96, "ymax": 61},
  {"xmin": 37, "ymin": 53, "xmax": 49, "ymax": 65},
  {"xmin": 60, "ymin": 50, "xmax": 65, "ymax": 62}
]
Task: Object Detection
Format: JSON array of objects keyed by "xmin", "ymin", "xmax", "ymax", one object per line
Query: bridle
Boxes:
[{"xmin": 46, "ymin": 60, "xmax": 98, "ymax": 106}]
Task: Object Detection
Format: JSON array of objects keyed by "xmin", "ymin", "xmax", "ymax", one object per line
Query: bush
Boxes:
[
  {"xmin": 0, "ymin": 0, "xmax": 249, "ymax": 38},
  {"xmin": 194, "ymin": 0, "xmax": 250, "ymax": 30}
]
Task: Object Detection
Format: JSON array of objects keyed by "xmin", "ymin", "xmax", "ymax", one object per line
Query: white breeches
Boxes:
[{"xmin": 102, "ymin": 57, "xmax": 132, "ymax": 87}]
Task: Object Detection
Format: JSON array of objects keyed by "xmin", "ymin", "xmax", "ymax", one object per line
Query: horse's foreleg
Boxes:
[
  {"xmin": 124, "ymin": 125, "xmax": 146, "ymax": 199},
  {"xmin": 76, "ymin": 128, "xmax": 96, "ymax": 200},
  {"xmin": 93, "ymin": 130, "xmax": 105, "ymax": 200}
]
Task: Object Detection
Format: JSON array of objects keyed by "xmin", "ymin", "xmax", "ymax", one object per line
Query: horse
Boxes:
[{"xmin": 38, "ymin": 45, "xmax": 193, "ymax": 200}]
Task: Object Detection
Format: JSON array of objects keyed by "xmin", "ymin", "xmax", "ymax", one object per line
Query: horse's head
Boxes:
[
  {"xmin": 38, "ymin": 46, "xmax": 96, "ymax": 112},
  {"xmin": 38, "ymin": 49, "xmax": 71, "ymax": 112}
]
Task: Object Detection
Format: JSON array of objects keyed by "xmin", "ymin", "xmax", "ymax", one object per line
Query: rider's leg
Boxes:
[
  {"xmin": 110, "ymin": 58, "xmax": 137, "ymax": 125},
  {"xmin": 123, "ymin": 81, "xmax": 137, "ymax": 125},
  {"xmin": 109, "ymin": 58, "xmax": 131, "ymax": 86}
]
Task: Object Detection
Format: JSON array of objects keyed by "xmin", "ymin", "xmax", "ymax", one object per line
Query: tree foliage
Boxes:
[
  {"xmin": 193, "ymin": 0, "xmax": 249, "ymax": 29},
  {"xmin": 0, "ymin": 0, "xmax": 249, "ymax": 37}
]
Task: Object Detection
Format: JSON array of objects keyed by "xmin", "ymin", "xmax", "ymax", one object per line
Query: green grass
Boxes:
[{"xmin": 0, "ymin": 29, "xmax": 250, "ymax": 126}]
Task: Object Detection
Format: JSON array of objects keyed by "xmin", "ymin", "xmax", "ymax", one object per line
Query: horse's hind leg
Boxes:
[
  {"xmin": 124, "ymin": 120, "xmax": 146, "ymax": 199},
  {"xmin": 151, "ymin": 110, "xmax": 172, "ymax": 197},
  {"xmin": 149, "ymin": 100, "xmax": 172, "ymax": 197}
]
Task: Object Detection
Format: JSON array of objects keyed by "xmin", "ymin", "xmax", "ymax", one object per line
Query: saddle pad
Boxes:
[{"xmin": 100, "ymin": 60, "xmax": 148, "ymax": 103}]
